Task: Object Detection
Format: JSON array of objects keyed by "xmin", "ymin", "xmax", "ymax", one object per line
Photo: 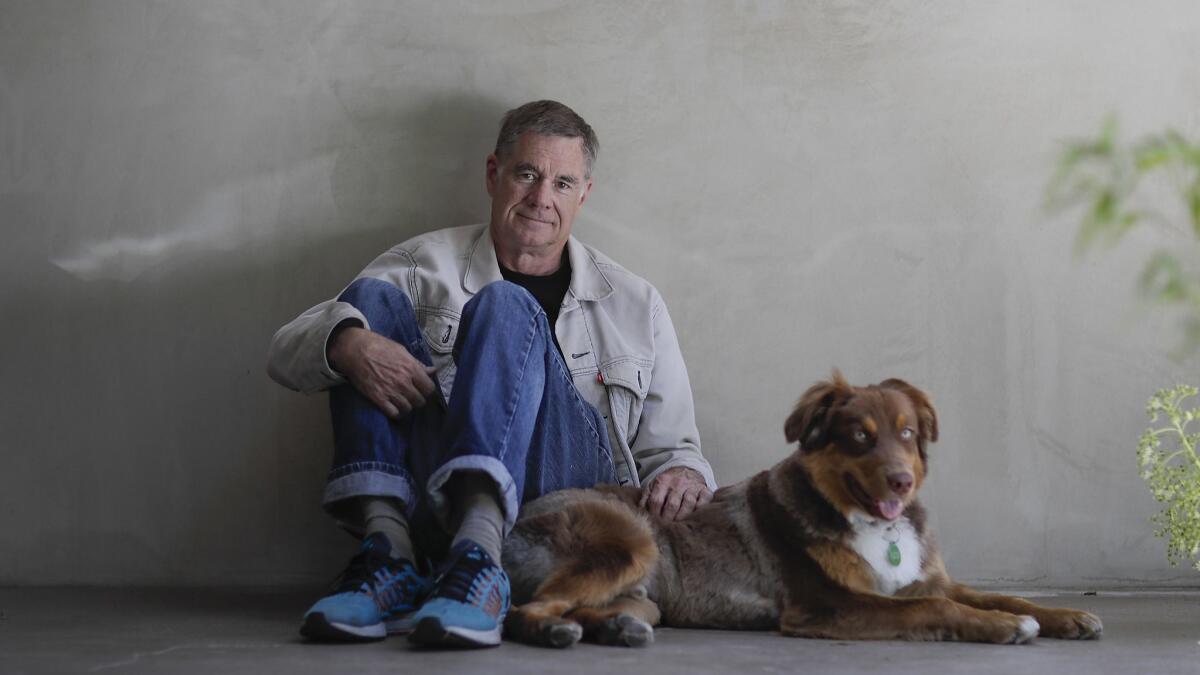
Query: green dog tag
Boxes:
[{"xmin": 887, "ymin": 541, "xmax": 902, "ymax": 567}]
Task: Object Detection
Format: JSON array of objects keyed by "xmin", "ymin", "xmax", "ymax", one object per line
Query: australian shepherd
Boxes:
[{"xmin": 501, "ymin": 372, "xmax": 1102, "ymax": 647}]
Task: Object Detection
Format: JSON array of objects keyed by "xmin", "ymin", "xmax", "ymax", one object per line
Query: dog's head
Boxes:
[{"xmin": 784, "ymin": 370, "xmax": 938, "ymax": 522}]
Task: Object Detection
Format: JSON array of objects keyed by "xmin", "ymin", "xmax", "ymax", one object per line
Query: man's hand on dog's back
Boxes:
[
  {"xmin": 327, "ymin": 324, "xmax": 438, "ymax": 418},
  {"xmin": 640, "ymin": 466, "xmax": 713, "ymax": 521}
]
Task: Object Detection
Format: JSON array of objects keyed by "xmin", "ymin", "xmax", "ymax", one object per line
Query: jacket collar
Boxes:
[{"xmin": 463, "ymin": 225, "xmax": 614, "ymax": 301}]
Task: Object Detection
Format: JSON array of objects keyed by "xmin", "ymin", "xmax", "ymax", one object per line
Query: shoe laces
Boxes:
[
  {"xmin": 332, "ymin": 549, "xmax": 427, "ymax": 615},
  {"xmin": 332, "ymin": 538, "xmax": 418, "ymax": 596},
  {"xmin": 435, "ymin": 546, "xmax": 504, "ymax": 609},
  {"xmin": 333, "ymin": 547, "xmax": 388, "ymax": 594}
]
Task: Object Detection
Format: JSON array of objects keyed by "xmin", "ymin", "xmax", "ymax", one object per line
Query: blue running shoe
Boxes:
[
  {"xmin": 407, "ymin": 539, "xmax": 510, "ymax": 648},
  {"xmin": 300, "ymin": 532, "xmax": 431, "ymax": 642}
]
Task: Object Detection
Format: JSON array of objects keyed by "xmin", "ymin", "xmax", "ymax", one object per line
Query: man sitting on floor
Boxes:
[{"xmin": 267, "ymin": 99, "xmax": 717, "ymax": 648}]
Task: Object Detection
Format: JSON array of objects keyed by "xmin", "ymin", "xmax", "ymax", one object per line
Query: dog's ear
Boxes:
[
  {"xmin": 879, "ymin": 378, "xmax": 939, "ymax": 458},
  {"xmin": 785, "ymin": 369, "xmax": 852, "ymax": 451}
]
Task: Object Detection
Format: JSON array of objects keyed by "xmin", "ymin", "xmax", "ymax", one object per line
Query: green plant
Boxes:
[
  {"xmin": 1047, "ymin": 118, "xmax": 1200, "ymax": 355},
  {"xmin": 1049, "ymin": 119, "xmax": 1200, "ymax": 571},
  {"xmin": 1137, "ymin": 385, "xmax": 1200, "ymax": 570}
]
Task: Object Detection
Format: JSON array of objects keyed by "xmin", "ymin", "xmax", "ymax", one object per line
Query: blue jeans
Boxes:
[{"xmin": 324, "ymin": 278, "xmax": 616, "ymax": 546}]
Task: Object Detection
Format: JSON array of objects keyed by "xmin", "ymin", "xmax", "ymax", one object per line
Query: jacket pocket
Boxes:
[
  {"xmin": 422, "ymin": 312, "xmax": 459, "ymax": 354},
  {"xmin": 421, "ymin": 312, "xmax": 459, "ymax": 395},
  {"xmin": 601, "ymin": 360, "xmax": 650, "ymax": 447}
]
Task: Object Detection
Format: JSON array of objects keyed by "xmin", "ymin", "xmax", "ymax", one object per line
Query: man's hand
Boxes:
[
  {"xmin": 639, "ymin": 466, "xmax": 713, "ymax": 521},
  {"xmin": 328, "ymin": 325, "xmax": 438, "ymax": 418}
]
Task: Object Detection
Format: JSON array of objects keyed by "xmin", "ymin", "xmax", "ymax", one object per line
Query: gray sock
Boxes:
[
  {"xmin": 361, "ymin": 497, "xmax": 415, "ymax": 562},
  {"xmin": 449, "ymin": 472, "xmax": 505, "ymax": 562}
]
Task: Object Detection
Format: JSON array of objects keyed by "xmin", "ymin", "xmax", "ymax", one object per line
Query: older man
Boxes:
[{"xmin": 267, "ymin": 100, "xmax": 715, "ymax": 648}]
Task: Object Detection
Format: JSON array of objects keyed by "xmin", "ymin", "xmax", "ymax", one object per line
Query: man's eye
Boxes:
[
  {"xmin": 517, "ymin": 172, "xmax": 536, "ymax": 182},
  {"xmin": 556, "ymin": 181, "xmax": 571, "ymax": 191}
]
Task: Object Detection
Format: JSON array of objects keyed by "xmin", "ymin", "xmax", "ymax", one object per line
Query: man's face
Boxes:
[{"xmin": 486, "ymin": 132, "xmax": 592, "ymax": 255}]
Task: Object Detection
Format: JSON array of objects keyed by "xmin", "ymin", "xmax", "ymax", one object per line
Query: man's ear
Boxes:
[
  {"xmin": 578, "ymin": 178, "xmax": 592, "ymax": 207},
  {"xmin": 485, "ymin": 154, "xmax": 500, "ymax": 198},
  {"xmin": 879, "ymin": 378, "xmax": 939, "ymax": 458},
  {"xmin": 785, "ymin": 369, "xmax": 852, "ymax": 451}
]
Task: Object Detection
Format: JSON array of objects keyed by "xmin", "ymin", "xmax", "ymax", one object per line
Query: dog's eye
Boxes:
[
  {"xmin": 900, "ymin": 428, "xmax": 914, "ymax": 440},
  {"xmin": 853, "ymin": 430, "xmax": 868, "ymax": 442}
]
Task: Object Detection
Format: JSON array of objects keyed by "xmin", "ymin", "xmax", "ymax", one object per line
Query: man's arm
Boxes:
[
  {"xmin": 632, "ymin": 295, "xmax": 717, "ymax": 521},
  {"xmin": 266, "ymin": 248, "xmax": 436, "ymax": 416},
  {"xmin": 266, "ymin": 297, "xmax": 370, "ymax": 394}
]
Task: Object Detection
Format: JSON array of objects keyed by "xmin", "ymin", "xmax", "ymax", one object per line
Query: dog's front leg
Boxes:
[
  {"xmin": 946, "ymin": 584, "xmax": 1102, "ymax": 640},
  {"xmin": 778, "ymin": 595, "xmax": 1040, "ymax": 644}
]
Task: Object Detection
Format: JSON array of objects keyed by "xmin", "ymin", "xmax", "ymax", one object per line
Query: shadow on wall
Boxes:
[{"xmin": 8, "ymin": 93, "xmax": 510, "ymax": 585}]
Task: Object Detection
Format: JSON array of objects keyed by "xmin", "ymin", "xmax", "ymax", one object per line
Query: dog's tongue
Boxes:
[{"xmin": 877, "ymin": 499, "xmax": 904, "ymax": 521}]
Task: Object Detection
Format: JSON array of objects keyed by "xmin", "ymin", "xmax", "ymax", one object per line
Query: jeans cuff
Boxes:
[
  {"xmin": 426, "ymin": 455, "xmax": 520, "ymax": 534},
  {"xmin": 322, "ymin": 462, "xmax": 417, "ymax": 519}
]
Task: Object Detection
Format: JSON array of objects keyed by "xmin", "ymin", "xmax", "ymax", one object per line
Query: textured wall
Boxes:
[{"xmin": 3, "ymin": 0, "xmax": 1199, "ymax": 587}]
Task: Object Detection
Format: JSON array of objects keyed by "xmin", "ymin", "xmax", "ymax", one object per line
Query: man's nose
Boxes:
[{"xmin": 524, "ymin": 180, "xmax": 555, "ymax": 210}]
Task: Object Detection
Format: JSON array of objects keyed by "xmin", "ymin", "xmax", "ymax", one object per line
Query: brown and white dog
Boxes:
[{"xmin": 501, "ymin": 372, "xmax": 1102, "ymax": 647}]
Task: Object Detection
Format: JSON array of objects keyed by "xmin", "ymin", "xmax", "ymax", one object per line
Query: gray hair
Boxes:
[{"xmin": 494, "ymin": 100, "xmax": 599, "ymax": 177}]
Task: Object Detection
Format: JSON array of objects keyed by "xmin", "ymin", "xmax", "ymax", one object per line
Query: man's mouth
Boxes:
[
  {"xmin": 844, "ymin": 473, "xmax": 904, "ymax": 521},
  {"xmin": 516, "ymin": 213, "xmax": 553, "ymax": 225}
]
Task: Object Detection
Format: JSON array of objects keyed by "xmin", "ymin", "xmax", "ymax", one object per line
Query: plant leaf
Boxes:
[{"xmin": 1138, "ymin": 251, "xmax": 1187, "ymax": 303}]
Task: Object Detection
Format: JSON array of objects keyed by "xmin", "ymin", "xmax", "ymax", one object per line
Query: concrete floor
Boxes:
[{"xmin": 0, "ymin": 588, "xmax": 1197, "ymax": 675}]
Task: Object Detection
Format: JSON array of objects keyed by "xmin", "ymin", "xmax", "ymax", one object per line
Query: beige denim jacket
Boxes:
[{"xmin": 267, "ymin": 224, "xmax": 716, "ymax": 491}]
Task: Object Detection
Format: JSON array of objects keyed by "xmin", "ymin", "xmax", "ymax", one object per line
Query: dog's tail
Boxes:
[{"xmin": 537, "ymin": 499, "xmax": 659, "ymax": 606}]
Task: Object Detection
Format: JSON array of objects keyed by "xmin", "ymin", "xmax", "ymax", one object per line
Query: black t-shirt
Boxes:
[{"xmin": 498, "ymin": 250, "xmax": 571, "ymax": 340}]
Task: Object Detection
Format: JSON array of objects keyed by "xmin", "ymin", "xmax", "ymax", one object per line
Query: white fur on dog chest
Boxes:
[{"xmin": 847, "ymin": 515, "xmax": 924, "ymax": 596}]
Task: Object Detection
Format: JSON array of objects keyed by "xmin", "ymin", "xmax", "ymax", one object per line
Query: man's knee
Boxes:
[
  {"xmin": 463, "ymin": 281, "xmax": 541, "ymax": 321},
  {"xmin": 336, "ymin": 277, "xmax": 418, "ymax": 338}
]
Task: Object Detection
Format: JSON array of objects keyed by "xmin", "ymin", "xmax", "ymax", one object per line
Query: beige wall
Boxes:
[{"xmin": 3, "ymin": 0, "xmax": 1199, "ymax": 586}]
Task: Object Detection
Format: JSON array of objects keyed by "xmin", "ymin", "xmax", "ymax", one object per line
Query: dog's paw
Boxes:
[
  {"xmin": 543, "ymin": 621, "xmax": 584, "ymax": 648},
  {"xmin": 1037, "ymin": 609, "xmax": 1103, "ymax": 640},
  {"xmin": 1007, "ymin": 615, "xmax": 1040, "ymax": 644},
  {"xmin": 503, "ymin": 610, "xmax": 582, "ymax": 648},
  {"xmin": 592, "ymin": 612, "xmax": 654, "ymax": 647},
  {"xmin": 971, "ymin": 611, "xmax": 1039, "ymax": 644}
]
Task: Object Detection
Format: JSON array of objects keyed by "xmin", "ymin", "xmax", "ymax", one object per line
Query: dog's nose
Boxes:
[{"xmin": 887, "ymin": 472, "xmax": 913, "ymax": 496}]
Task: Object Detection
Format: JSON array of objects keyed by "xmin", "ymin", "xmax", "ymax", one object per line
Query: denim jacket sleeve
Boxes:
[{"xmin": 628, "ymin": 294, "xmax": 718, "ymax": 491}]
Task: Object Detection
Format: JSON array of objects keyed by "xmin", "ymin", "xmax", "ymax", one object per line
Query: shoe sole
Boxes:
[
  {"xmin": 300, "ymin": 612, "xmax": 386, "ymax": 642},
  {"xmin": 408, "ymin": 616, "xmax": 501, "ymax": 648}
]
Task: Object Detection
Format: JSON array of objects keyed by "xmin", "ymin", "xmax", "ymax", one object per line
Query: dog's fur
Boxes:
[{"xmin": 501, "ymin": 372, "xmax": 1103, "ymax": 647}]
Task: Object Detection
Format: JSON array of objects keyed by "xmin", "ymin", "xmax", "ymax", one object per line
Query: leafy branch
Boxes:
[
  {"xmin": 1050, "ymin": 120, "xmax": 1200, "ymax": 571},
  {"xmin": 1136, "ymin": 385, "xmax": 1200, "ymax": 570}
]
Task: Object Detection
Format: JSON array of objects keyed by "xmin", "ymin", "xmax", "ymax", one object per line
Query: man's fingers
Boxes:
[
  {"xmin": 386, "ymin": 387, "xmax": 414, "ymax": 416},
  {"xmin": 368, "ymin": 389, "xmax": 401, "ymax": 418},
  {"xmin": 676, "ymin": 487, "xmax": 701, "ymax": 520},
  {"xmin": 642, "ymin": 470, "xmax": 715, "ymax": 519},
  {"xmin": 646, "ymin": 479, "xmax": 669, "ymax": 516},
  {"xmin": 412, "ymin": 366, "xmax": 438, "ymax": 397},
  {"xmin": 401, "ymin": 384, "xmax": 427, "ymax": 410},
  {"xmin": 662, "ymin": 486, "xmax": 686, "ymax": 521},
  {"xmin": 649, "ymin": 484, "xmax": 668, "ymax": 515}
]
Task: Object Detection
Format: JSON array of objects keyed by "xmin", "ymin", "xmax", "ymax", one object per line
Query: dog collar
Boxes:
[{"xmin": 882, "ymin": 524, "xmax": 902, "ymax": 567}]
